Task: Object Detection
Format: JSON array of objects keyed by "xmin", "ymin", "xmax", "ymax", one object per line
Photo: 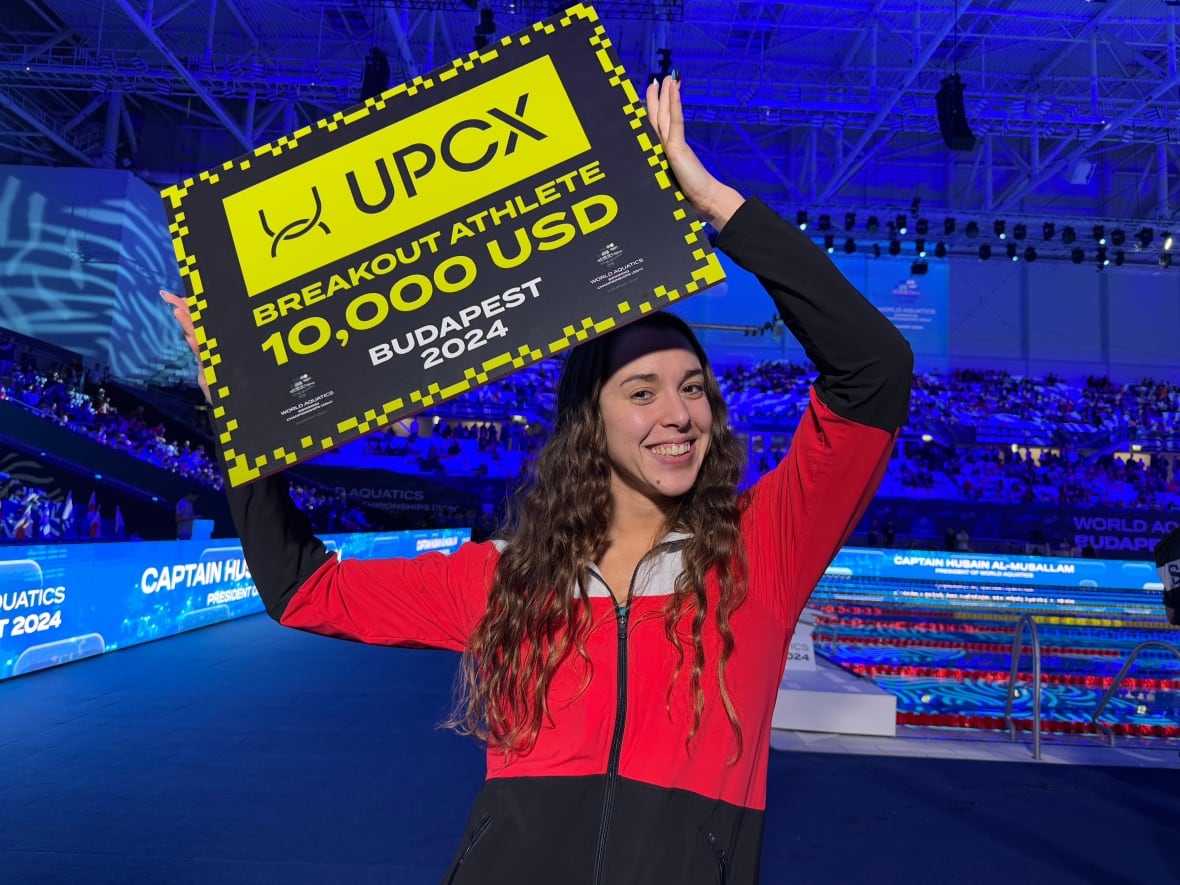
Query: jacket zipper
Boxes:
[
  {"xmin": 446, "ymin": 813, "xmax": 492, "ymax": 884},
  {"xmin": 589, "ymin": 542, "xmax": 679, "ymax": 883},
  {"xmin": 706, "ymin": 831, "xmax": 729, "ymax": 885},
  {"xmin": 590, "ymin": 582, "xmax": 635, "ymax": 883}
]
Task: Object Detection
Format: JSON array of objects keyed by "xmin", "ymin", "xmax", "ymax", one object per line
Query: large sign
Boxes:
[
  {"xmin": 0, "ymin": 528, "xmax": 469, "ymax": 680},
  {"xmin": 161, "ymin": 4, "xmax": 724, "ymax": 488}
]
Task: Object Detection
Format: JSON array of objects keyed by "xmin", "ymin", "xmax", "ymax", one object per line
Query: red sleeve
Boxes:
[
  {"xmin": 277, "ymin": 540, "xmax": 497, "ymax": 652},
  {"xmin": 742, "ymin": 388, "xmax": 896, "ymax": 627}
]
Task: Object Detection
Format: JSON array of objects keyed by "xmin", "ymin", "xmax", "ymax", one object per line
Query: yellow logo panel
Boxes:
[{"xmin": 223, "ymin": 55, "xmax": 590, "ymax": 298}]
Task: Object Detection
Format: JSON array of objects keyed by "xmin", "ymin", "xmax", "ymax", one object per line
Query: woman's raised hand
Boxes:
[
  {"xmin": 644, "ymin": 74, "xmax": 744, "ymax": 231},
  {"xmin": 159, "ymin": 289, "xmax": 211, "ymax": 403}
]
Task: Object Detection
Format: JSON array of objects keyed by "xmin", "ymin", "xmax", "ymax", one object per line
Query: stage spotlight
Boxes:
[
  {"xmin": 1164, "ymin": 231, "xmax": 1174, "ymax": 250},
  {"xmin": 934, "ymin": 241, "xmax": 948, "ymax": 258},
  {"xmin": 888, "ymin": 238, "xmax": 901, "ymax": 256},
  {"xmin": 994, "ymin": 219, "xmax": 1006, "ymax": 239},
  {"xmin": 910, "ymin": 260, "xmax": 929, "ymax": 275},
  {"xmin": 915, "ymin": 239, "xmax": 927, "ymax": 257},
  {"xmin": 1006, "ymin": 243, "xmax": 1018, "ymax": 261},
  {"xmin": 1042, "ymin": 221, "xmax": 1055, "ymax": 240},
  {"xmin": 866, "ymin": 215, "xmax": 880, "ymax": 233},
  {"xmin": 1136, "ymin": 227, "xmax": 1154, "ymax": 248},
  {"xmin": 844, "ymin": 211, "xmax": 856, "ymax": 231},
  {"xmin": 843, "ymin": 238, "xmax": 856, "ymax": 254},
  {"xmin": 965, "ymin": 220, "xmax": 979, "ymax": 237},
  {"xmin": 896, "ymin": 214, "xmax": 908, "ymax": 235},
  {"xmin": 360, "ymin": 47, "xmax": 391, "ymax": 101},
  {"xmin": 1071, "ymin": 248, "xmax": 1084, "ymax": 264},
  {"xmin": 473, "ymin": 7, "xmax": 496, "ymax": 49},
  {"xmin": 1024, "ymin": 246, "xmax": 1037, "ymax": 262},
  {"xmin": 872, "ymin": 243, "xmax": 881, "ymax": 258},
  {"xmin": 916, "ymin": 218, "xmax": 929, "ymax": 236},
  {"xmin": 1161, "ymin": 252, "xmax": 1173, "ymax": 268},
  {"xmin": 1013, "ymin": 223, "xmax": 1027, "ymax": 240},
  {"xmin": 944, "ymin": 217, "xmax": 956, "ymax": 235},
  {"xmin": 796, "ymin": 210, "xmax": 808, "ymax": 230},
  {"xmin": 978, "ymin": 244, "xmax": 991, "ymax": 259},
  {"xmin": 818, "ymin": 214, "xmax": 832, "ymax": 231},
  {"xmin": 1062, "ymin": 226, "xmax": 1076, "ymax": 244},
  {"xmin": 1096, "ymin": 245, "xmax": 1108, "ymax": 267},
  {"xmin": 823, "ymin": 234, "xmax": 835, "ymax": 252},
  {"xmin": 1093, "ymin": 224, "xmax": 1105, "ymax": 244},
  {"xmin": 1111, "ymin": 228, "xmax": 1125, "ymax": 246},
  {"xmin": 1114, "ymin": 250, "xmax": 1125, "ymax": 266}
]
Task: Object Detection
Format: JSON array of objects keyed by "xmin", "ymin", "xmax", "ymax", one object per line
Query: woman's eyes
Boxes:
[{"xmin": 629, "ymin": 383, "xmax": 704, "ymax": 402}]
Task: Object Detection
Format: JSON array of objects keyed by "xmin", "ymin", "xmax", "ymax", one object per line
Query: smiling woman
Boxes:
[
  {"xmin": 161, "ymin": 74, "xmax": 913, "ymax": 885},
  {"xmin": 595, "ymin": 316, "xmax": 716, "ymax": 508}
]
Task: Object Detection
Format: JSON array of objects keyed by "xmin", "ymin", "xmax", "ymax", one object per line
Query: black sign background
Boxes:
[{"xmin": 162, "ymin": 5, "xmax": 723, "ymax": 488}]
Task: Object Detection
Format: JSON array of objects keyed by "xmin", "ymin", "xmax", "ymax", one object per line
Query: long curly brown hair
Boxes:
[{"xmin": 449, "ymin": 312, "xmax": 748, "ymax": 757}]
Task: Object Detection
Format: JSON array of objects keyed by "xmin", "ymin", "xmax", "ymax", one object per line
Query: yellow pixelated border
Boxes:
[{"xmin": 161, "ymin": 3, "xmax": 724, "ymax": 488}]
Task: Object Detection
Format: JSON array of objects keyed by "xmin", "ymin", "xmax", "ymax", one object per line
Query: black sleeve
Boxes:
[
  {"xmin": 714, "ymin": 197, "xmax": 914, "ymax": 432},
  {"xmin": 225, "ymin": 471, "xmax": 334, "ymax": 621}
]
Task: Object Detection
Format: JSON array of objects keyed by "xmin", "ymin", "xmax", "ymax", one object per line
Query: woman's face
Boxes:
[{"xmin": 597, "ymin": 323, "xmax": 714, "ymax": 510}]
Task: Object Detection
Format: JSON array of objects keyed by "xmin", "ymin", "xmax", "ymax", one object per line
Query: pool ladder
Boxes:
[
  {"xmin": 1089, "ymin": 640, "xmax": 1180, "ymax": 746},
  {"xmin": 1004, "ymin": 614, "xmax": 1044, "ymax": 760}
]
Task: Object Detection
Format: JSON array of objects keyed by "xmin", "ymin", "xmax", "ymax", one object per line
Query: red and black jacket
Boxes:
[{"xmin": 225, "ymin": 198, "xmax": 913, "ymax": 884}]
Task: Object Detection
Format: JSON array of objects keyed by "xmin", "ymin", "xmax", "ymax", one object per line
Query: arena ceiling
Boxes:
[{"xmin": 4, "ymin": 0, "xmax": 1180, "ymax": 255}]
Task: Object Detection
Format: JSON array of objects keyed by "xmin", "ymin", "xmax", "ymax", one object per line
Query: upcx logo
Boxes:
[
  {"xmin": 223, "ymin": 55, "xmax": 591, "ymax": 298},
  {"xmin": 259, "ymin": 186, "xmax": 332, "ymax": 257}
]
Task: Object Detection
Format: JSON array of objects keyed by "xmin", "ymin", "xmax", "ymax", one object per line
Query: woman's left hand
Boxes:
[{"xmin": 644, "ymin": 74, "xmax": 744, "ymax": 230}]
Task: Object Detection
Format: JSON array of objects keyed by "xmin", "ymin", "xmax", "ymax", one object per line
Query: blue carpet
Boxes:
[{"xmin": 0, "ymin": 614, "xmax": 1174, "ymax": 884}]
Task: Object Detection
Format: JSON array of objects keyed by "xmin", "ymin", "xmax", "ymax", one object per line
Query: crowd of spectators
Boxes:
[
  {"xmin": 0, "ymin": 481, "xmax": 110, "ymax": 542},
  {"xmin": 1, "ymin": 362, "xmax": 222, "ymax": 488},
  {"xmin": 909, "ymin": 369, "xmax": 1180, "ymax": 439},
  {"xmin": 937, "ymin": 445, "xmax": 1178, "ymax": 509},
  {"xmin": 5, "ymin": 326, "xmax": 1180, "ymax": 545},
  {"xmin": 715, "ymin": 360, "xmax": 1180, "ymax": 443},
  {"xmin": 340, "ymin": 416, "xmax": 545, "ymax": 478},
  {"xmin": 0, "ymin": 342, "xmax": 374, "ymax": 538}
]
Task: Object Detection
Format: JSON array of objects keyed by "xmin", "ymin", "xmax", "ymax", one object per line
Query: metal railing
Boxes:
[
  {"xmin": 1004, "ymin": 614, "xmax": 1044, "ymax": 760},
  {"xmin": 1090, "ymin": 640, "xmax": 1180, "ymax": 747},
  {"xmin": 810, "ymin": 621, "xmax": 839, "ymax": 646}
]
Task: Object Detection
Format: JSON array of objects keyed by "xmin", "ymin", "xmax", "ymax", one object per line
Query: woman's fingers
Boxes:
[
  {"xmin": 656, "ymin": 75, "xmax": 671, "ymax": 141},
  {"xmin": 159, "ymin": 289, "xmax": 202, "ymax": 358},
  {"xmin": 666, "ymin": 75, "xmax": 684, "ymax": 143},
  {"xmin": 159, "ymin": 289, "xmax": 195, "ymax": 331},
  {"xmin": 158, "ymin": 288, "xmax": 187, "ymax": 311},
  {"xmin": 644, "ymin": 77, "xmax": 663, "ymax": 140}
]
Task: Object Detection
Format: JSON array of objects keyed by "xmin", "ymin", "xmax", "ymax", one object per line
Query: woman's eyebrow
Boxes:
[{"xmin": 618, "ymin": 368, "xmax": 703, "ymax": 387}]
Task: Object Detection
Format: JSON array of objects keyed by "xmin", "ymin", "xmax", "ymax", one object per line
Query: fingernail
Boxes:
[
  {"xmin": 651, "ymin": 75, "xmax": 659, "ymax": 85},
  {"xmin": 159, "ymin": 289, "xmax": 170, "ymax": 299},
  {"xmin": 672, "ymin": 68, "xmax": 680, "ymax": 82}
]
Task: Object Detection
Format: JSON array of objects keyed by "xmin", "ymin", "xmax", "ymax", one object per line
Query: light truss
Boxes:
[
  {"xmin": 356, "ymin": 0, "xmax": 684, "ymax": 21},
  {"xmin": 4, "ymin": 0, "xmax": 1180, "ymax": 228}
]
